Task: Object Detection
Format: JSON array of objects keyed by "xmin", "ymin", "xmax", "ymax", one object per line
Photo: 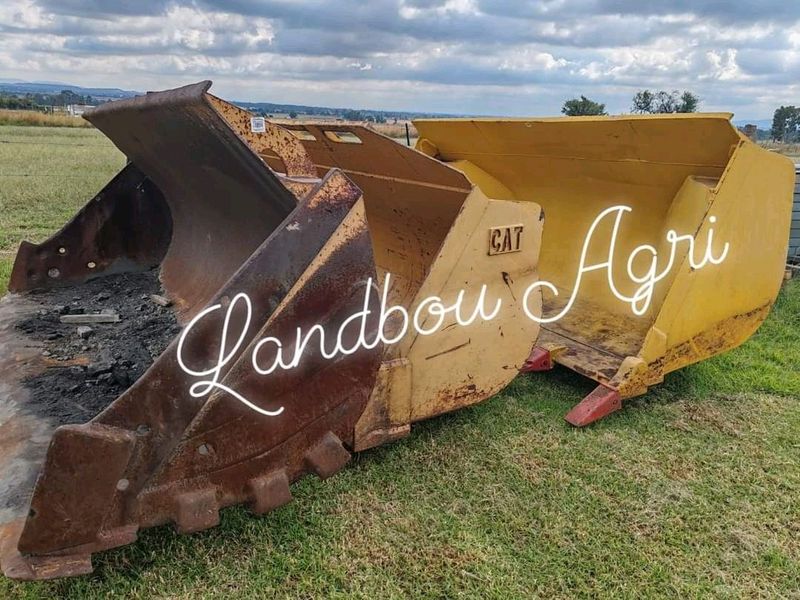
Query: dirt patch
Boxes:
[{"xmin": 16, "ymin": 269, "xmax": 178, "ymax": 426}]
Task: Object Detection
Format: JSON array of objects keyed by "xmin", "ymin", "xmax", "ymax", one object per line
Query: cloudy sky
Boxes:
[{"xmin": 0, "ymin": 0, "xmax": 799, "ymax": 118}]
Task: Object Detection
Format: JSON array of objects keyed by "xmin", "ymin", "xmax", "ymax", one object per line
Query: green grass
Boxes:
[
  {"xmin": 0, "ymin": 125, "xmax": 125, "ymax": 261},
  {"xmin": 1, "ymin": 126, "xmax": 799, "ymax": 598}
]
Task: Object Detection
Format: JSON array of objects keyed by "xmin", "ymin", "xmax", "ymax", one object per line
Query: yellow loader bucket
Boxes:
[
  {"xmin": 414, "ymin": 115, "xmax": 795, "ymax": 424},
  {"xmin": 252, "ymin": 121, "xmax": 546, "ymax": 449}
]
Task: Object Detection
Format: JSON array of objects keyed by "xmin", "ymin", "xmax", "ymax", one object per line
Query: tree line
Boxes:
[
  {"xmin": 770, "ymin": 106, "xmax": 800, "ymax": 142},
  {"xmin": 0, "ymin": 89, "xmax": 98, "ymax": 111},
  {"xmin": 562, "ymin": 90, "xmax": 800, "ymax": 144},
  {"xmin": 561, "ymin": 90, "xmax": 701, "ymax": 116}
]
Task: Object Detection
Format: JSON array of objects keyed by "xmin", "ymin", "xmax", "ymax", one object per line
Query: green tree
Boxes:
[
  {"xmin": 654, "ymin": 90, "xmax": 678, "ymax": 113},
  {"xmin": 631, "ymin": 90, "xmax": 655, "ymax": 113},
  {"xmin": 342, "ymin": 109, "xmax": 364, "ymax": 121},
  {"xmin": 771, "ymin": 106, "xmax": 800, "ymax": 142},
  {"xmin": 631, "ymin": 89, "xmax": 700, "ymax": 113},
  {"xmin": 0, "ymin": 94, "xmax": 36, "ymax": 110},
  {"xmin": 677, "ymin": 91, "xmax": 699, "ymax": 113},
  {"xmin": 57, "ymin": 89, "xmax": 82, "ymax": 106},
  {"xmin": 561, "ymin": 95, "xmax": 607, "ymax": 116}
]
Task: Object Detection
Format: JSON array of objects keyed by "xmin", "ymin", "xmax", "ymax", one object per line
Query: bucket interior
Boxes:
[
  {"xmin": 414, "ymin": 116, "xmax": 741, "ymax": 359},
  {"xmin": 84, "ymin": 82, "xmax": 298, "ymax": 322},
  {"xmin": 0, "ymin": 84, "xmax": 304, "ymax": 525},
  {"xmin": 262, "ymin": 124, "xmax": 474, "ymax": 308}
]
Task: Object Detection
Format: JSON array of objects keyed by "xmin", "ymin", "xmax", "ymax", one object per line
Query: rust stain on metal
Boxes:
[
  {"xmin": 83, "ymin": 81, "xmax": 300, "ymax": 323},
  {"xmin": 9, "ymin": 164, "xmax": 171, "ymax": 294},
  {"xmin": 0, "ymin": 161, "xmax": 378, "ymax": 579},
  {"xmin": 424, "ymin": 339, "xmax": 471, "ymax": 360},
  {"xmin": 208, "ymin": 95, "xmax": 317, "ymax": 180}
]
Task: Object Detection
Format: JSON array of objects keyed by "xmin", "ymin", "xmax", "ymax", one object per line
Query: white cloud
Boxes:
[{"xmin": 0, "ymin": 0, "xmax": 797, "ymax": 117}]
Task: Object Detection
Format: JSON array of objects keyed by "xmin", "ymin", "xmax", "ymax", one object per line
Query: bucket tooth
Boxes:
[
  {"xmin": 174, "ymin": 489, "xmax": 220, "ymax": 534},
  {"xmin": 520, "ymin": 346, "xmax": 554, "ymax": 372},
  {"xmin": 248, "ymin": 470, "xmax": 292, "ymax": 515},
  {"xmin": 304, "ymin": 433, "xmax": 352, "ymax": 480},
  {"xmin": 564, "ymin": 385, "xmax": 622, "ymax": 427}
]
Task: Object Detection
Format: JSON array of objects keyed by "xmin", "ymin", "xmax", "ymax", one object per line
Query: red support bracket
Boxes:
[
  {"xmin": 520, "ymin": 346, "xmax": 553, "ymax": 373},
  {"xmin": 564, "ymin": 384, "xmax": 622, "ymax": 427}
]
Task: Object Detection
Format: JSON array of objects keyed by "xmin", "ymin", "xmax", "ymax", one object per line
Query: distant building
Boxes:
[
  {"xmin": 741, "ymin": 124, "xmax": 758, "ymax": 142},
  {"xmin": 66, "ymin": 104, "xmax": 93, "ymax": 117}
]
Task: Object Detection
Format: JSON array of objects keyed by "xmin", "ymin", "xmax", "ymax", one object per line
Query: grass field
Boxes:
[
  {"xmin": 0, "ymin": 126, "xmax": 799, "ymax": 598},
  {"xmin": 0, "ymin": 110, "xmax": 94, "ymax": 128}
]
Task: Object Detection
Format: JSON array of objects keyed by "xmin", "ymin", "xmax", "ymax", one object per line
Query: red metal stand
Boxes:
[
  {"xmin": 564, "ymin": 384, "xmax": 622, "ymax": 426},
  {"xmin": 520, "ymin": 346, "xmax": 553, "ymax": 372}
]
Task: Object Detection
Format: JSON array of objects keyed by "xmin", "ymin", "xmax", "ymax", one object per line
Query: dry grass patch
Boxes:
[{"xmin": 0, "ymin": 109, "xmax": 93, "ymax": 128}]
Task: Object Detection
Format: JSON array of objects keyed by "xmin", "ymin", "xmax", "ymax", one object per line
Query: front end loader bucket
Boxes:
[
  {"xmin": 250, "ymin": 121, "xmax": 547, "ymax": 448},
  {"xmin": 413, "ymin": 116, "xmax": 796, "ymax": 425},
  {"xmin": 0, "ymin": 81, "xmax": 383, "ymax": 579},
  {"xmin": 0, "ymin": 82, "xmax": 545, "ymax": 579},
  {"xmin": 11, "ymin": 80, "xmax": 785, "ymax": 579}
]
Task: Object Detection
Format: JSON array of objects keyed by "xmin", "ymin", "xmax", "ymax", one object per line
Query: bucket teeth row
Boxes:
[
  {"xmin": 172, "ymin": 432, "xmax": 351, "ymax": 533},
  {"xmin": 174, "ymin": 489, "xmax": 220, "ymax": 535},
  {"xmin": 304, "ymin": 432, "xmax": 352, "ymax": 480},
  {"xmin": 248, "ymin": 470, "xmax": 292, "ymax": 515}
]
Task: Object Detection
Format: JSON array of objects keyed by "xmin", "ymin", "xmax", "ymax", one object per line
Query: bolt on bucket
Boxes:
[
  {"xmin": 0, "ymin": 81, "xmax": 384, "ymax": 579},
  {"xmin": 413, "ymin": 116, "xmax": 796, "ymax": 424}
]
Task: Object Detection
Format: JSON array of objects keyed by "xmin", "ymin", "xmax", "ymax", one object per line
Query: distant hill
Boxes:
[
  {"xmin": 0, "ymin": 80, "xmax": 780, "ymax": 124},
  {"xmin": 0, "ymin": 80, "xmax": 456, "ymax": 120},
  {"xmin": 0, "ymin": 81, "xmax": 138, "ymax": 102},
  {"xmin": 233, "ymin": 99, "xmax": 457, "ymax": 120}
]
